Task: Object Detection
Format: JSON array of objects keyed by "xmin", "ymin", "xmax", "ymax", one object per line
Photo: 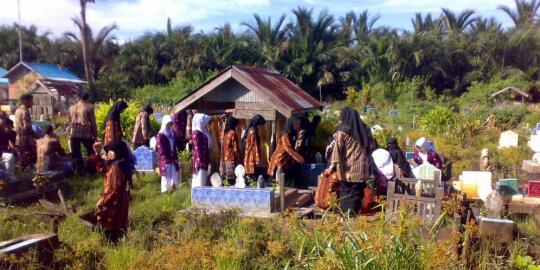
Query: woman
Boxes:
[
  {"xmin": 268, "ymin": 116, "xmax": 305, "ymax": 187},
  {"xmin": 371, "ymin": 148, "xmax": 396, "ymax": 196},
  {"xmin": 326, "ymin": 107, "xmax": 373, "ymax": 216},
  {"xmin": 413, "ymin": 137, "xmax": 442, "ymax": 169},
  {"xmin": 172, "ymin": 110, "xmax": 188, "ymax": 153},
  {"xmin": 243, "ymin": 114, "xmax": 266, "ymax": 179},
  {"xmin": 95, "ymin": 140, "xmax": 131, "ymax": 243},
  {"xmin": 103, "ymin": 101, "xmax": 128, "ymax": 146},
  {"xmin": 157, "ymin": 115, "xmax": 179, "ymax": 192},
  {"xmin": 220, "ymin": 117, "xmax": 240, "ymax": 182},
  {"xmin": 132, "ymin": 105, "xmax": 153, "ymax": 148},
  {"xmin": 387, "ymin": 137, "xmax": 413, "ymax": 178},
  {"xmin": 192, "ymin": 113, "xmax": 212, "ymax": 187},
  {"xmin": 294, "ymin": 116, "xmax": 309, "ymax": 156},
  {"xmin": 36, "ymin": 125, "xmax": 68, "ymax": 173}
]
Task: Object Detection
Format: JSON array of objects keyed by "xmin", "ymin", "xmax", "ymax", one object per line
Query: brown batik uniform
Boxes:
[
  {"xmin": 36, "ymin": 134, "xmax": 66, "ymax": 173},
  {"xmin": 14, "ymin": 105, "xmax": 36, "ymax": 169},
  {"xmin": 244, "ymin": 128, "xmax": 263, "ymax": 175},
  {"xmin": 268, "ymin": 133, "xmax": 305, "ymax": 177},
  {"xmin": 330, "ymin": 130, "xmax": 368, "ymax": 182},
  {"xmin": 96, "ymin": 164, "xmax": 129, "ymax": 231},
  {"xmin": 68, "ymin": 101, "xmax": 97, "ymax": 140},
  {"xmin": 104, "ymin": 120, "xmax": 122, "ymax": 146},
  {"xmin": 132, "ymin": 111, "xmax": 150, "ymax": 146}
]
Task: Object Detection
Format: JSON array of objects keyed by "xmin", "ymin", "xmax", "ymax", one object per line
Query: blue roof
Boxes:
[
  {"xmin": 0, "ymin": 67, "xmax": 6, "ymax": 77},
  {"xmin": 24, "ymin": 62, "xmax": 82, "ymax": 81}
]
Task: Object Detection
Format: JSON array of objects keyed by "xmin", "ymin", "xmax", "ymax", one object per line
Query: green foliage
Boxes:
[
  {"xmin": 459, "ymin": 72, "xmax": 531, "ymax": 106},
  {"xmin": 95, "ymin": 99, "xmax": 160, "ymax": 141},
  {"xmin": 419, "ymin": 106, "xmax": 456, "ymax": 136},
  {"xmin": 515, "ymin": 255, "xmax": 540, "ymax": 270}
]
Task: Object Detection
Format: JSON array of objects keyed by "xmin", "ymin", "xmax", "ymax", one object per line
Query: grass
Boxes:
[{"xmin": 0, "ymin": 171, "xmax": 538, "ymax": 269}]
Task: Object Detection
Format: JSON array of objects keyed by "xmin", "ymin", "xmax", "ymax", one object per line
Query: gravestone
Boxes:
[
  {"xmin": 529, "ymin": 180, "xmax": 540, "ymax": 197},
  {"xmin": 498, "ymin": 130, "xmax": 519, "ymax": 148},
  {"xmin": 406, "ymin": 152, "xmax": 415, "ymax": 161},
  {"xmin": 389, "ymin": 110, "xmax": 398, "ymax": 118},
  {"xmin": 496, "ymin": 179, "xmax": 519, "ymax": 196},
  {"xmin": 461, "ymin": 171, "xmax": 492, "ymax": 201},
  {"xmin": 133, "ymin": 146, "xmax": 154, "ymax": 172},
  {"xmin": 154, "ymin": 113, "xmax": 163, "ymax": 122}
]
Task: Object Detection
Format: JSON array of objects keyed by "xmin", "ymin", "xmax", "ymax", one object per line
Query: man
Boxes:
[
  {"xmin": 14, "ymin": 94, "xmax": 36, "ymax": 170},
  {"xmin": 68, "ymin": 92, "xmax": 97, "ymax": 175},
  {"xmin": 36, "ymin": 125, "xmax": 67, "ymax": 173},
  {"xmin": 132, "ymin": 105, "xmax": 153, "ymax": 148}
]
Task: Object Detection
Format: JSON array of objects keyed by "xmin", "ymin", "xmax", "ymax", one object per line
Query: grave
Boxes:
[
  {"xmin": 389, "ymin": 110, "xmax": 398, "ymax": 118},
  {"xmin": 529, "ymin": 180, "xmax": 540, "ymax": 197},
  {"xmin": 459, "ymin": 171, "xmax": 492, "ymax": 201},
  {"xmin": 496, "ymin": 179, "xmax": 519, "ymax": 196},
  {"xmin": 154, "ymin": 113, "xmax": 163, "ymax": 122},
  {"xmin": 498, "ymin": 130, "xmax": 519, "ymax": 148},
  {"xmin": 133, "ymin": 146, "xmax": 155, "ymax": 173},
  {"xmin": 191, "ymin": 187, "xmax": 275, "ymax": 217},
  {"xmin": 297, "ymin": 163, "xmax": 325, "ymax": 188},
  {"xmin": 477, "ymin": 217, "xmax": 515, "ymax": 244}
]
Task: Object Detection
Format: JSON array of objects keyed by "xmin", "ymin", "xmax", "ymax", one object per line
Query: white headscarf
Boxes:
[
  {"xmin": 192, "ymin": 113, "xmax": 212, "ymax": 148},
  {"xmin": 159, "ymin": 115, "xmax": 174, "ymax": 149},
  {"xmin": 372, "ymin": 148, "xmax": 395, "ymax": 180},
  {"xmin": 415, "ymin": 137, "xmax": 430, "ymax": 162}
]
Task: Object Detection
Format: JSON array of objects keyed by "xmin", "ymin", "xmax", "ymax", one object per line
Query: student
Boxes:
[
  {"xmin": 243, "ymin": 114, "xmax": 267, "ymax": 180},
  {"xmin": 15, "ymin": 94, "xmax": 36, "ymax": 170},
  {"xmin": 96, "ymin": 140, "xmax": 131, "ymax": 243},
  {"xmin": 103, "ymin": 101, "xmax": 128, "ymax": 146},
  {"xmin": 370, "ymin": 148, "xmax": 396, "ymax": 196},
  {"xmin": 326, "ymin": 107, "xmax": 373, "ymax": 216},
  {"xmin": 220, "ymin": 117, "xmax": 240, "ymax": 182},
  {"xmin": 36, "ymin": 125, "xmax": 68, "ymax": 173},
  {"xmin": 268, "ymin": 116, "xmax": 305, "ymax": 187},
  {"xmin": 413, "ymin": 137, "xmax": 442, "ymax": 169},
  {"xmin": 157, "ymin": 115, "xmax": 179, "ymax": 192},
  {"xmin": 172, "ymin": 110, "xmax": 188, "ymax": 152},
  {"xmin": 132, "ymin": 105, "xmax": 153, "ymax": 148},
  {"xmin": 191, "ymin": 113, "xmax": 212, "ymax": 187},
  {"xmin": 68, "ymin": 92, "xmax": 98, "ymax": 175},
  {"xmin": 386, "ymin": 137, "xmax": 413, "ymax": 178}
]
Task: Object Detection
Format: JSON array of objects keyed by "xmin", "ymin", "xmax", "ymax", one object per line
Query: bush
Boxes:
[
  {"xmin": 459, "ymin": 73, "xmax": 531, "ymax": 107},
  {"xmin": 419, "ymin": 106, "xmax": 455, "ymax": 136},
  {"xmin": 95, "ymin": 99, "xmax": 160, "ymax": 141}
]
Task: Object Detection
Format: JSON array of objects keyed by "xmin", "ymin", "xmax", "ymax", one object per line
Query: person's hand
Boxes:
[{"xmin": 323, "ymin": 168, "xmax": 333, "ymax": 176}]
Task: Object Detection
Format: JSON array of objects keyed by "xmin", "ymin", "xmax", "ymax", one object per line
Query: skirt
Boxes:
[
  {"xmin": 339, "ymin": 181, "xmax": 366, "ymax": 216},
  {"xmin": 192, "ymin": 169, "xmax": 208, "ymax": 187},
  {"xmin": 161, "ymin": 163, "xmax": 179, "ymax": 192}
]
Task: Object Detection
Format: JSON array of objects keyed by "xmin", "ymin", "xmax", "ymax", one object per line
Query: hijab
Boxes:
[
  {"xmin": 104, "ymin": 140, "xmax": 132, "ymax": 176},
  {"xmin": 159, "ymin": 115, "xmax": 174, "ymax": 149},
  {"xmin": 103, "ymin": 101, "xmax": 128, "ymax": 128},
  {"xmin": 415, "ymin": 137, "xmax": 430, "ymax": 162},
  {"xmin": 242, "ymin": 114, "xmax": 266, "ymax": 139},
  {"xmin": 387, "ymin": 137, "xmax": 413, "ymax": 177},
  {"xmin": 224, "ymin": 117, "xmax": 239, "ymax": 133},
  {"xmin": 372, "ymin": 148, "xmax": 395, "ymax": 180},
  {"xmin": 336, "ymin": 106, "xmax": 371, "ymax": 150},
  {"xmin": 282, "ymin": 116, "xmax": 300, "ymax": 142},
  {"xmin": 192, "ymin": 113, "xmax": 212, "ymax": 148}
]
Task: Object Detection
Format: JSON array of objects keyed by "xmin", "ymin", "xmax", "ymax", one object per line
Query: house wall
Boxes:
[
  {"xmin": 8, "ymin": 68, "xmax": 40, "ymax": 101},
  {"xmin": 0, "ymin": 84, "xmax": 7, "ymax": 103}
]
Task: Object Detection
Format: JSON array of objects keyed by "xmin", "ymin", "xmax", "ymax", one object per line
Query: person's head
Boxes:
[
  {"xmin": 104, "ymin": 140, "xmax": 129, "ymax": 162},
  {"xmin": 79, "ymin": 92, "xmax": 90, "ymax": 102},
  {"xmin": 481, "ymin": 148, "xmax": 489, "ymax": 158},
  {"xmin": 160, "ymin": 115, "xmax": 173, "ymax": 133},
  {"xmin": 20, "ymin": 94, "xmax": 33, "ymax": 107},
  {"xmin": 143, "ymin": 105, "xmax": 154, "ymax": 115},
  {"xmin": 5, "ymin": 119, "xmax": 13, "ymax": 129},
  {"xmin": 192, "ymin": 113, "xmax": 211, "ymax": 131},
  {"xmin": 282, "ymin": 116, "xmax": 301, "ymax": 136},
  {"xmin": 224, "ymin": 117, "xmax": 239, "ymax": 132},
  {"xmin": 415, "ymin": 137, "xmax": 430, "ymax": 153},
  {"xmin": 117, "ymin": 101, "xmax": 128, "ymax": 113},
  {"xmin": 44, "ymin": 125, "xmax": 54, "ymax": 136},
  {"xmin": 250, "ymin": 114, "xmax": 266, "ymax": 128},
  {"xmin": 293, "ymin": 117, "xmax": 301, "ymax": 131},
  {"xmin": 387, "ymin": 137, "xmax": 399, "ymax": 149}
]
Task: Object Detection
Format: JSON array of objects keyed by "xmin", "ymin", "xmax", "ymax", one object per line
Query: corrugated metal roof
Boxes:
[
  {"xmin": 25, "ymin": 62, "xmax": 82, "ymax": 81},
  {"xmin": 174, "ymin": 65, "xmax": 322, "ymax": 116},
  {"xmin": 40, "ymin": 79, "xmax": 81, "ymax": 96}
]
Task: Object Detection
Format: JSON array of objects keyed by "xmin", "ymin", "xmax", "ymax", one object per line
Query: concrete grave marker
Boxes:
[
  {"xmin": 498, "ymin": 130, "xmax": 519, "ymax": 148},
  {"xmin": 461, "ymin": 171, "xmax": 492, "ymax": 201},
  {"xmin": 154, "ymin": 113, "xmax": 163, "ymax": 122},
  {"xmin": 133, "ymin": 146, "xmax": 154, "ymax": 172},
  {"xmin": 389, "ymin": 110, "xmax": 398, "ymax": 118}
]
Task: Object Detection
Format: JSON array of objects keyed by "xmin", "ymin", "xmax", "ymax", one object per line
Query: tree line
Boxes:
[{"xmin": 1, "ymin": 0, "xmax": 539, "ymax": 102}]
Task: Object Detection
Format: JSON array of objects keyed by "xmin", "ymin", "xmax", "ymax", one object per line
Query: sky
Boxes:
[{"xmin": 0, "ymin": 0, "xmax": 517, "ymax": 42}]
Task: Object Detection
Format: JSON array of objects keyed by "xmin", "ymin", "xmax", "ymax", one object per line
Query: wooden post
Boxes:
[
  {"xmin": 277, "ymin": 167, "xmax": 285, "ymax": 213},
  {"xmin": 386, "ymin": 181, "xmax": 396, "ymax": 222},
  {"xmin": 270, "ymin": 120, "xmax": 276, "ymax": 155}
]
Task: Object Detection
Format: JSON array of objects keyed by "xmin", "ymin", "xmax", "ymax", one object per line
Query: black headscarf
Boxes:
[
  {"xmin": 103, "ymin": 101, "xmax": 128, "ymax": 128},
  {"xmin": 104, "ymin": 140, "xmax": 132, "ymax": 176},
  {"xmin": 282, "ymin": 116, "xmax": 300, "ymax": 142},
  {"xmin": 336, "ymin": 106, "xmax": 371, "ymax": 150},
  {"xmin": 224, "ymin": 117, "xmax": 239, "ymax": 133},
  {"xmin": 242, "ymin": 114, "xmax": 266, "ymax": 139},
  {"xmin": 306, "ymin": 115, "xmax": 321, "ymax": 139},
  {"xmin": 143, "ymin": 105, "xmax": 153, "ymax": 115},
  {"xmin": 387, "ymin": 137, "xmax": 413, "ymax": 177}
]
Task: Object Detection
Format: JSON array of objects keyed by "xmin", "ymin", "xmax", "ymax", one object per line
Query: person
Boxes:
[
  {"xmin": 103, "ymin": 101, "xmax": 128, "ymax": 146},
  {"xmin": 220, "ymin": 117, "xmax": 240, "ymax": 182},
  {"xmin": 15, "ymin": 94, "xmax": 36, "ymax": 170},
  {"xmin": 88, "ymin": 142, "xmax": 106, "ymax": 174},
  {"xmin": 172, "ymin": 110, "xmax": 188, "ymax": 153},
  {"xmin": 132, "ymin": 105, "xmax": 153, "ymax": 148},
  {"xmin": 413, "ymin": 137, "xmax": 442, "ymax": 169},
  {"xmin": 191, "ymin": 113, "xmax": 211, "ymax": 187},
  {"xmin": 1, "ymin": 119, "xmax": 17, "ymax": 175},
  {"xmin": 95, "ymin": 140, "xmax": 131, "ymax": 243},
  {"xmin": 68, "ymin": 92, "xmax": 98, "ymax": 175},
  {"xmin": 479, "ymin": 148, "xmax": 491, "ymax": 171},
  {"xmin": 268, "ymin": 116, "xmax": 305, "ymax": 187},
  {"xmin": 243, "ymin": 114, "xmax": 266, "ymax": 180},
  {"xmin": 156, "ymin": 115, "xmax": 179, "ymax": 192},
  {"xmin": 326, "ymin": 107, "xmax": 373, "ymax": 216},
  {"xmin": 386, "ymin": 137, "xmax": 413, "ymax": 178},
  {"xmin": 294, "ymin": 116, "xmax": 309, "ymax": 156},
  {"xmin": 36, "ymin": 125, "xmax": 68, "ymax": 173},
  {"xmin": 370, "ymin": 148, "xmax": 396, "ymax": 196},
  {"xmin": 185, "ymin": 110, "xmax": 195, "ymax": 149}
]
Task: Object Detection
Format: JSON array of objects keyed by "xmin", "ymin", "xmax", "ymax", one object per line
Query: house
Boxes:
[
  {"xmin": 491, "ymin": 86, "xmax": 530, "ymax": 105},
  {"xmin": 2, "ymin": 62, "xmax": 85, "ymax": 119},
  {"xmin": 0, "ymin": 67, "xmax": 7, "ymax": 105},
  {"xmin": 173, "ymin": 65, "xmax": 322, "ymax": 166}
]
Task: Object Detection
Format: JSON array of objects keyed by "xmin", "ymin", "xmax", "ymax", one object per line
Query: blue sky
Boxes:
[{"xmin": 0, "ymin": 0, "xmax": 516, "ymax": 42}]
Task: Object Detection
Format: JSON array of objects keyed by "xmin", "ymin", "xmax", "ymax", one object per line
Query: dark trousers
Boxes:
[
  {"xmin": 339, "ymin": 181, "xmax": 366, "ymax": 217},
  {"xmin": 71, "ymin": 137, "xmax": 95, "ymax": 175}
]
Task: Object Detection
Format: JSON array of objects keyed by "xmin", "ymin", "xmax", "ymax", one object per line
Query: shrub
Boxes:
[
  {"xmin": 459, "ymin": 73, "xmax": 531, "ymax": 107},
  {"xmin": 419, "ymin": 106, "xmax": 455, "ymax": 136}
]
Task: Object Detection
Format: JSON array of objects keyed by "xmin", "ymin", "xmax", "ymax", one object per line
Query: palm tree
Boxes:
[
  {"xmin": 242, "ymin": 14, "xmax": 289, "ymax": 68},
  {"xmin": 441, "ymin": 8, "xmax": 476, "ymax": 34},
  {"xmin": 76, "ymin": 0, "xmax": 96, "ymax": 98},
  {"xmin": 498, "ymin": 0, "xmax": 540, "ymax": 27}
]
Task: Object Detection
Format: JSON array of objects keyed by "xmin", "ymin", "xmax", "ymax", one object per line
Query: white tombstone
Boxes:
[
  {"xmin": 235, "ymin": 165, "xmax": 246, "ymax": 188},
  {"xmin": 210, "ymin": 172, "xmax": 222, "ymax": 187},
  {"xmin": 498, "ymin": 130, "xmax": 519, "ymax": 148},
  {"xmin": 461, "ymin": 171, "xmax": 493, "ymax": 201},
  {"xmin": 133, "ymin": 146, "xmax": 155, "ymax": 172},
  {"xmin": 149, "ymin": 136, "xmax": 157, "ymax": 150}
]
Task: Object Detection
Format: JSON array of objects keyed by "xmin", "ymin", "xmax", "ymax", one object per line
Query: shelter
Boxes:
[
  {"xmin": 0, "ymin": 67, "xmax": 7, "ymax": 104},
  {"xmin": 2, "ymin": 62, "xmax": 85, "ymax": 119},
  {"xmin": 173, "ymin": 65, "xmax": 322, "ymax": 159},
  {"xmin": 491, "ymin": 86, "xmax": 530, "ymax": 105}
]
